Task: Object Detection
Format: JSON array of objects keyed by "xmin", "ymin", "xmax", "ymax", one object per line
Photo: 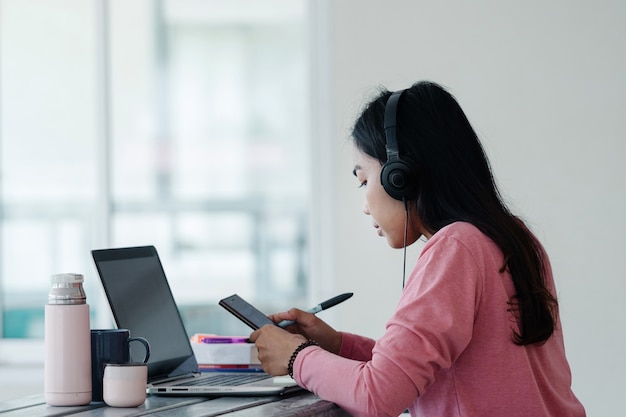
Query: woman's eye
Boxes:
[{"xmin": 358, "ymin": 181, "xmax": 367, "ymax": 188}]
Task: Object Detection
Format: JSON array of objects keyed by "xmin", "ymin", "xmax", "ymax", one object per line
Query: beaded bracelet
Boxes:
[{"xmin": 287, "ymin": 339, "xmax": 319, "ymax": 378}]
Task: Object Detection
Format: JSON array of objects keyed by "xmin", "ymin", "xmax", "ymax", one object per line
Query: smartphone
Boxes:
[{"xmin": 218, "ymin": 294, "xmax": 276, "ymax": 330}]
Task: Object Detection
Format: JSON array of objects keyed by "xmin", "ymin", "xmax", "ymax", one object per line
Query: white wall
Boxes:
[{"xmin": 314, "ymin": 1, "xmax": 626, "ymax": 416}]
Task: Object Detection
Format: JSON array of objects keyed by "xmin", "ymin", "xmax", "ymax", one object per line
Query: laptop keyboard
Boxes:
[{"xmin": 174, "ymin": 373, "xmax": 271, "ymax": 387}]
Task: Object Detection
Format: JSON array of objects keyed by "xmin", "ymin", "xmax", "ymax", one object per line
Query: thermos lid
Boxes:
[
  {"xmin": 49, "ymin": 273, "xmax": 86, "ymax": 304},
  {"xmin": 51, "ymin": 273, "xmax": 84, "ymax": 283}
]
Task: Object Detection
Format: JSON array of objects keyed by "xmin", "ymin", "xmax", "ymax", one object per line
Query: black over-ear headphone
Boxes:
[{"xmin": 381, "ymin": 89, "xmax": 418, "ymax": 201}]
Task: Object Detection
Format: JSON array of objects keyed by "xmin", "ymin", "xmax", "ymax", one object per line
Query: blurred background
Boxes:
[{"xmin": 1, "ymin": 1, "xmax": 625, "ymax": 415}]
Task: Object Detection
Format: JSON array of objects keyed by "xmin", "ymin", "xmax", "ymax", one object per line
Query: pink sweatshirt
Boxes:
[{"xmin": 292, "ymin": 222, "xmax": 585, "ymax": 417}]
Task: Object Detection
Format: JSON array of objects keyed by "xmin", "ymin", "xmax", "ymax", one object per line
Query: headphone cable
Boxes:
[{"xmin": 402, "ymin": 198, "xmax": 409, "ymax": 289}]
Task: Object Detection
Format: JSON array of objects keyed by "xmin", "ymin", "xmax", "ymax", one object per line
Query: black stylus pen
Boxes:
[{"xmin": 277, "ymin": 292, "xmax": 354, "ymax": 328}]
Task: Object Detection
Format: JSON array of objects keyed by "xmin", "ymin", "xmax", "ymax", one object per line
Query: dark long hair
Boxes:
[{"xmin": 352, "ymin": 81, "xmax": 557, "ymax": 345}]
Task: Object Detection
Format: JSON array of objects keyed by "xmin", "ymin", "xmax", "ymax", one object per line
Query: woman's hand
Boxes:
[
  {"xmin": 268, "ymin": 309, "xmax": 342, "ymax": 354},
  {"xmin": 249, "ymin": 325, "xmax": 306, "ymax": 376},
  {"xmin": 249, "ymin": 309, "xmax": 343, "ymax": 376}
]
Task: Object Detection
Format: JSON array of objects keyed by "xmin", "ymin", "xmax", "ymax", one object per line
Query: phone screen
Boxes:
[{"xmin": 218, "ymin": 294, "xmax": 276, "ymax": 330}]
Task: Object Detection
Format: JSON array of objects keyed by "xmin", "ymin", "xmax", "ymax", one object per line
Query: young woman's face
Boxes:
[{"xmin": 352, "ymin": 147, "xmax": 428, "ymax": 248}]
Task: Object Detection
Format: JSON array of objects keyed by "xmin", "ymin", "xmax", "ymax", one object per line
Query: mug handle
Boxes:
[{"xmin": 128, "ymin": 337, "xmax": 151, "ymax": 363}]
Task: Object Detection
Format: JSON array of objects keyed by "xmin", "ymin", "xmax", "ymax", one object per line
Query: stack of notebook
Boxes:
[{"xmin": 190, "ymin": 334, "xmax": 263, "ymax": 372}]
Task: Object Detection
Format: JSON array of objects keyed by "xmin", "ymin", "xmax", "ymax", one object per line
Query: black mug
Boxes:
[{"xmin": 90, "ymin": 329, "xmax": 150, "ymax": 402}]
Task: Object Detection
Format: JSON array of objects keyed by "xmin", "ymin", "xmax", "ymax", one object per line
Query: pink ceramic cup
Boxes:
[{"xmin": 103, "ymin": 363, "xmax": 147, "ymax": 407}]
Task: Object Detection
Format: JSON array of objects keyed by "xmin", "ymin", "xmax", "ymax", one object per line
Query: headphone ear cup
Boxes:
[{"xmin": 380, "ymin": 158, "xmax": 417, "ymax": 201}]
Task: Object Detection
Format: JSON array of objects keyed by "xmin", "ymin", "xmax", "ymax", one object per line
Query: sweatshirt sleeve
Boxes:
[
  {"xmin": 291, "ymin": 228, "xmax": 483, "ymax": 417},
  {"xmin": 338, "ymin": 332, "xmax": 375, "ymax": 361}
]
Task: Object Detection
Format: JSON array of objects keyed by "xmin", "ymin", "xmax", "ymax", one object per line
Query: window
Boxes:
[{"xmin": 0, "ymin": 0, "xmax": 310, "ymax": 349}]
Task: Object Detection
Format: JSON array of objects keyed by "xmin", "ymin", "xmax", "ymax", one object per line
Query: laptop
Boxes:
[{"xmin": 91, "ymin": 245, "xmax": 301, "ymax": 396}]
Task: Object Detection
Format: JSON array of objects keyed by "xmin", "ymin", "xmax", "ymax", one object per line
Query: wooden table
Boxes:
[{"xmin": 0, "ymin": 391, "xmax": 352, "ymax": 416}]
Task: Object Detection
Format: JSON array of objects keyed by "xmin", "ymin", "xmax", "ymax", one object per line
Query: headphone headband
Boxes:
[{"xmin": 384, "ymin": 90, "xmax": 404, "ymax": 161}]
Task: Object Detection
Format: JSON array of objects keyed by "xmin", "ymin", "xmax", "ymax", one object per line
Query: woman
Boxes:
[{"xmin": 249, "ymin": 81, "xmax": 586, "ymax": 417}]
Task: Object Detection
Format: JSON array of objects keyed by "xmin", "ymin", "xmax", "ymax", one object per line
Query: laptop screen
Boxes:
[{"xmin": 92, "ymin": 246, "xmax": 198, "ymax": 380}]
